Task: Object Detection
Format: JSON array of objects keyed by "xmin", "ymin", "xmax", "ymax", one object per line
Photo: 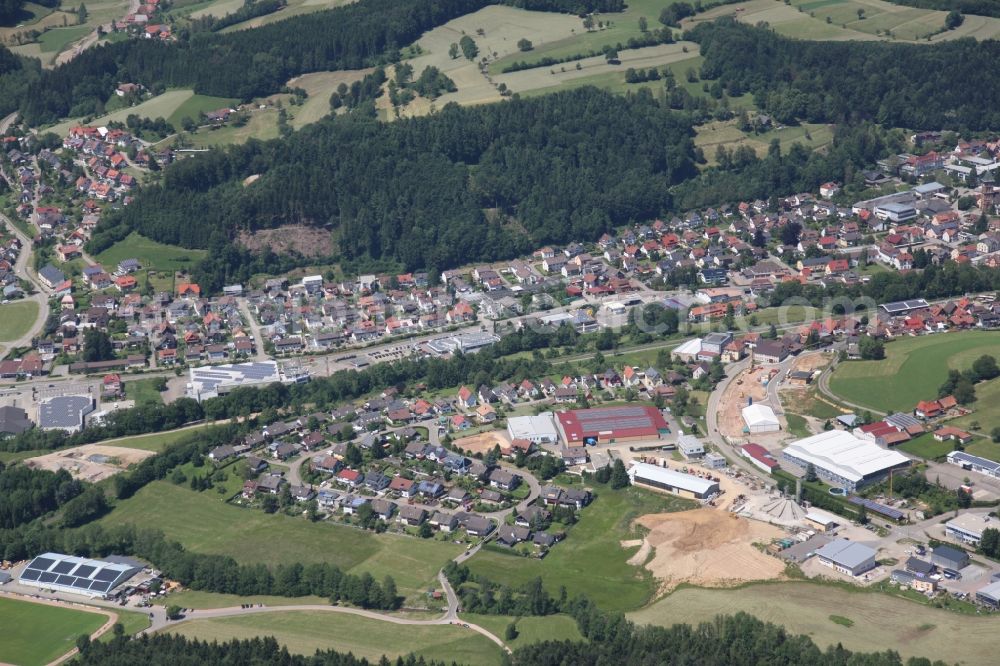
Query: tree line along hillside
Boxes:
[
  {"xmin": 89, "ymin": 89, "xmax": 698, "ymax": 284},
  {"xmin": 689, "ymin": 19, "xmax": 1000, "ymax": 131},
  {"xmin": 882, "ymin": 0, "xmax": 1000, "ymax": 18},
  {"xmin": 0, "ymin": 0, "xmax": 624, "ymax": 126}
]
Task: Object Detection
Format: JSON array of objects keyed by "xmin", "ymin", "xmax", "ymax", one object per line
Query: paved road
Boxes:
[
  {"xmin": 237, "ymin": 298, "xmax": 269, "ymax": 361},
  {"xmin": 0, "ymin": 211, "xmax": 51, "ymax": 356}
]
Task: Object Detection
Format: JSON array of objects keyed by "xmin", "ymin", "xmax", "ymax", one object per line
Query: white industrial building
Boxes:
[
  {"xmin": 677, "ymin": 433, "xmax": 704, "ymax": 459},
  {"xmin": 18, "ymin": 552, "xmax": 141, "ymax": 598},
  {"xmin": 37, "ymin": 395, "xmax": 93, "ymax": 433},
  {"xmin": 506, "ymin": 413, "xmax": 559, "ymax": 444},
  {"xmin": 671, "ymin": 337, "xmax": 702, "ymax": 362},
  {"xmin": 814, "ymin": 539, "xmax": 877, "ymax": 576},
  {"xmin": 945, "ymin": 513, "xmax": 994, "ymax": 546},
  {"xmin": 742, "ymin": 403, "xmax": 780, "ymax": 433},
  {"xmin": 187, "ymin": 361, "xmax": 308, "ymax": 402},
  {"xmin": 628, "ymin": 462, "xmax": 719, "ymax": 500},
  {"xmin": 782, "ymin": 430, "xmax": 910, "ymax": 492}
]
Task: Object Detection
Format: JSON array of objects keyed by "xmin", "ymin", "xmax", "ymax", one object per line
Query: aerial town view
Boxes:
[{"xmin": 1, "ymin": 0, "xmax": 1000, "ymax": 664}]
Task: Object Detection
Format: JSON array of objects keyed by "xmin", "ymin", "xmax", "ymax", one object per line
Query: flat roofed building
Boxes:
[
  {"xmin": 931, "ymin": 544, "xmax": 970, "ymax": 570},
  {"xmin": 804, "ymin": 509, "xmax": 840, "ymax": 533},
  {"xmin": 556, "ymin": 406, "xmax": 669, "ymax": 445},
  {"xmin": 677, "ymin": 434, "xmax": 704, "ymax": 459},
  {"xmin": 976, "ymin": 580, "xmax": 1000, "ymax": 608},
  {"xmin": 38, "ymin": 395, "xmax": 93, "ymax": 433},
  {"xmin": 506, "ymin": 413, "xmax": 559, "ymax": 444},
  {"xmin": 187, "ymin": 361, "xmax": 307, "ymax": 401},
  {"xmin": 814, "ymin": 538, "xmax": 877, "ymax": 576},
  {"xmin": 947, "ymin": 450, "xmax": 1000, "ymax": 479},
  {"xmin": 782, "ymin": 430, "xmax": 910, "ymax": 492},
  {"xmin": 628, "ymin": 462, "xmax": 719, "ymax": 499},
  {"xmin": 945, "ymin": 513, "xmax": 994, "ymax": 545}
]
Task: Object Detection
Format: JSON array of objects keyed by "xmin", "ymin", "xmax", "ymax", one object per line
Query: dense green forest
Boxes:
[
  {"xmin": 71, "ymin": 612, "xmax": 948, "ymax": 665},
  {"xmin": 0, "ymin": 463, "xmax": 82, "ymax": 528},
  {"xmin": 690, "ymin": 19, "xmax": 1000, "ymax": 130},
  {"xmin": 89, "ymin": 89, "xmax": 698, "ymax": 284},
  {"xmin": 884, "ymin": 0, "xmax": 1000, "ymax": 18}
]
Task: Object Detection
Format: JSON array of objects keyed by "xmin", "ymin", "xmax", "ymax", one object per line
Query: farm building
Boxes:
[
  {"xmin": 506, "ymin": 413, "xmax": 559, "ymax": 444},
  {"xmin": 742, "ymin": 403, "xmax": 780, "ymax": 433},
  {"xmin": 946, "ymin": 451, "xmax": 1000, "ymax": 480},
  {"xmin": 18, "ymin": 552, "xmax": 141, "ymax": 598},
  {"xmin": 945, "ymin": 513, "xmax": 993, "ymax": 546},
  {"xmin": 814, "ymin": 539, "xmax": 877, "ymax": 576},
  {"xmin": 740, "ymin": 443, "xmax": 780, "ymax": 473},
  {"xmin": 555, "ymin": 406, "xmax": 669, "ymax": 445},
  {"xmin": 781, "ymin": 431, "xmax": 910, "ymax": 492},
  {"xmin": 627, "ymin": 462, "xmax": 719, "ymax": 500},
  {"xmin": 932, "ymin": 544, "xmax": 970, "ymax": 571}
]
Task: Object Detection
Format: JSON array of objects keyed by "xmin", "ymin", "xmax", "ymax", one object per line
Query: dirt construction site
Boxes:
[
  {"xmin": 25, "ymin": 444, "xmax": 155, "ymax": 482},
  {"xmin": 453, "ymin": 430, "xmax": 510, "ymax": 456},
  {"xmin": 717, "ymin": 365, "xmax": 774, "ymax": 439}
]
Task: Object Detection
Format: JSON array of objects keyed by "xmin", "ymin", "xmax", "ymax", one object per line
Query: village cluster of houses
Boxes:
[{"xmin": 207, "ymin": 407, "xmax": 592, "ymax": 552}]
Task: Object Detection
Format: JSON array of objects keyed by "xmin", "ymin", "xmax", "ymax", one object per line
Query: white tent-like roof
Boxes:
[{"xmin": 742, "ymin": 403, "xmax": 779, "ymax": 428}]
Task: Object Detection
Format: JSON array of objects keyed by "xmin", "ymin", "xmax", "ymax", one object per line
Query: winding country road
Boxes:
[{"xmin": 0, "ymin": 211, "xmax": 51, "ymax": 356}]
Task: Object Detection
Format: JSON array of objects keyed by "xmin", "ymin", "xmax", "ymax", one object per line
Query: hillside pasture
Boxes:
[
  {"xmin": 167, "ymin": 611, "xmax": 503, "ymax": 665},
  {"xmin": 629, "ymin": 582, "xmax": 1000, "ymax": 665},
  {"xmin": 288, "ymin": 69, "xmax": 373, "ymax": 128},
  {"xmin": 47, "ymin": 89, "xmax": 198, "ymax": 137},
  {"xmin": 218, "ymin": 0, "xmax": 358, "ymax": 32},
  {"xmin": 99, "ymin": 481, "xmax": 461, "ymax": 600},
  {"xmin": 695, "ymin": 120, "xmax": 834, "ymax": 166},
  {"xmin": 95, "ymin": 232, "xmax": 208, "ymax": 272},
  {"xmin": 828, "ymin": 331, "xmax": 1000, "ymax": 413}
]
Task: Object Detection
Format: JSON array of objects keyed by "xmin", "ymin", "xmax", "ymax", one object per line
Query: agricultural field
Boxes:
[
  {"xmin": 99, "ymin": 609, "xmax": 151, "ymax": 640},
  {"xmin": 828, "ymin": 331, "xmax": 1000, "ymax": 413},
  {"xmin": 950, "ymin": 375, "xmax": 1000, "ymax": 432},
  {"xmin": 464, "ymin": 485, "xmax": 696, "ymax": 611},
  {"xmin": 488, "ymin": 0, "xmax": 680, "ymax": 74},
  {"xmin": 9, "ymin": 0, "xmax": 132, "ymax": 65},
  {"xmin": 155, "ymin": 590, "xmax": 329, "ymax": 609},
  {"xmin": 97, "ymin": 424, "xmax": 211, "ymax": 453},
  {"xmin": 95, "ymin": 232, "xmax": 208, "ymax": 273},
  {"xmin": 167, "ymin": 611, "xmax": 503, "ymax": 665},
  {"xmin": 629, "ymin": 582, "xmax": 1000, "ymax": 665},
  {"xmin": 46, "ymin": 89, "xmax": 198, "ymax": 137},
  {"xmin": 0, "ymin": 300, "xmax": 38, "ymax": 341},
  {"xmin": 99, "ymin": 481, "xmax": 462, "ymax": 600},
  {"xmin": 0, "ymin": 596, "xmax": 107, "ymax": 666},
  {"xmin": 693, "ymin": 0, "xmax": 1000, "ymax": 42},
  {"xmin": 695, "ymin": 120, "xmax": 835, "ymax": 167},
  {"xmin": 287, "ymin": 68, "xmax": 374, "ymax": 128},
  {"xmin": 167, "ymin": 93, "xmax": 240, "ymax": 128},
  {"xmin": 459, "ymin": 613, "xmax": 583, "ymax": 649},
  {"xmin": 218, "ymin": 0, "xmax": 357, "ymax": 32}
]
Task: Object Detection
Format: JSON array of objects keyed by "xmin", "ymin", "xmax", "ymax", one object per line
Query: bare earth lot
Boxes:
[
  {"xmin": 453, "ymin": 431, "xmax": 509, "ymax": 456},
  {"xmin": 631, "ymin": 507, "xmax": 785, "ymax": 593},
  {"xmin": 26, "ymin": 444, "xmax": 155, "ymax": 482}
]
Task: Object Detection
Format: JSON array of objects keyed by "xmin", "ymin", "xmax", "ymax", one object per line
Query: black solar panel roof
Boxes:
[
  {"xmin": 30, "ymin": 556, "xmax": 55, "ymax": 570},
  {"xmin": 89, "ymin": 580, "xmax": 112, "ymax": 592},
  {"xmin": 20, "ymin": 569, "xmax": 40, "ymax": 581},
  {"xmin": 56, "ymin": 574, "xmax": 76, "ymax": 586},
  {"xmin": 38, "ymin": 571, "xmax": 57, "ymax": 583},
  {"xmin": 94, "ymin": 568, "xmax": 118, "ymax": 582},
  {"xmin": 52, "ymin": 560, "xmax": 75, "ymax": 574},
  {"xmin": 74, "ymin": 564, "xmax": 96, "ymax": 578}
]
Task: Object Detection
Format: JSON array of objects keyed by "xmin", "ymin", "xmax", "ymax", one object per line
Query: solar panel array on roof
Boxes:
[
  {"xmin": 19, "ymin": 552, "xmax": 140, "ymax": 597},
  {"xmin": 880, "ymin": 299, "xmax": 929, "ymax": 314},
  {"xmin": 849, "ymin": 496, "xmax": 904, "ymax": 520}
]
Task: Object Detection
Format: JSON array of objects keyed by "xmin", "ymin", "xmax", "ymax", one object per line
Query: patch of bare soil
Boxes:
[
  {"xmin": 238, "ymin": 225, "xmax": 333, "ymax": 258},
  {"xmin": 633, "ymin": 508, "xmax": 786, "ymax": 593}
]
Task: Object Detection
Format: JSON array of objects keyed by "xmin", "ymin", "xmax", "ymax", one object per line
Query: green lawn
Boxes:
[
  {"xmin": 784, "ymin": 413, "xmax": 812, "ymax": 439},
  {"xmin": 629, "ymin": 582, "xmax": 1000, "ymax": 665},
  {"xmin": 966, "ymin": 438, "xmax": 1000, "ymax": 461},
  {"xmin": 0, "ymin": 596, "xmax": 107, "ymax": 666},
  {"xmin": 95, "ymin": 232, "xmax": 208, "ymax": 273},
  {"xmin": 167, "ymin": 611, "xmax": 503, "ymax": 665},
  {"xmin": 99, "ymin": 609, "xmax": 151, "ymax": 641},
  {"xmin": 125, "ymin": 377, "xmax": 165, "ymax": 406},
  {"xmin": 101, "ymin": 425, "xmax": 207, "ymax": 452},
  {"xmin": 38, "ymin": 25, "xmax": 90, "ymax": 53},
  {"xmin": 99, "ymin": 481, "xmax": 461, "ymax": 599},
  {"xmin": 154, "ymin": 590, "xmax": 330, "ymax": 609},
  {"xmin": 951, "ymin": 375, "xmax": 1000, "ymax": 432},
  {"xmin": 460, "ymin": 613, "xmax": 582, "ymax": 649},
  {"xmin": 897, "ymin": 432, "xmax": 952, "ymax": 460},
  {"xmin": 464, "ymin": 485, "xmax": 696, "ymax": 611},
  {"xmin": 828, "ymin": 331, "xmax": 1000, "ymax": 413},
  {"xmin": 167, "ymin": 93, "xmax": 239, "ymax": 128},
  {"xmin": 0, "ymin": 300, "xmax": 39, "ymax": 342}
]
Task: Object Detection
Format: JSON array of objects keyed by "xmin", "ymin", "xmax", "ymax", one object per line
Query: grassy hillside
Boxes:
[{"xmin": 0, "ymin": 597, "xmax": 107, "ymax": 666}]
